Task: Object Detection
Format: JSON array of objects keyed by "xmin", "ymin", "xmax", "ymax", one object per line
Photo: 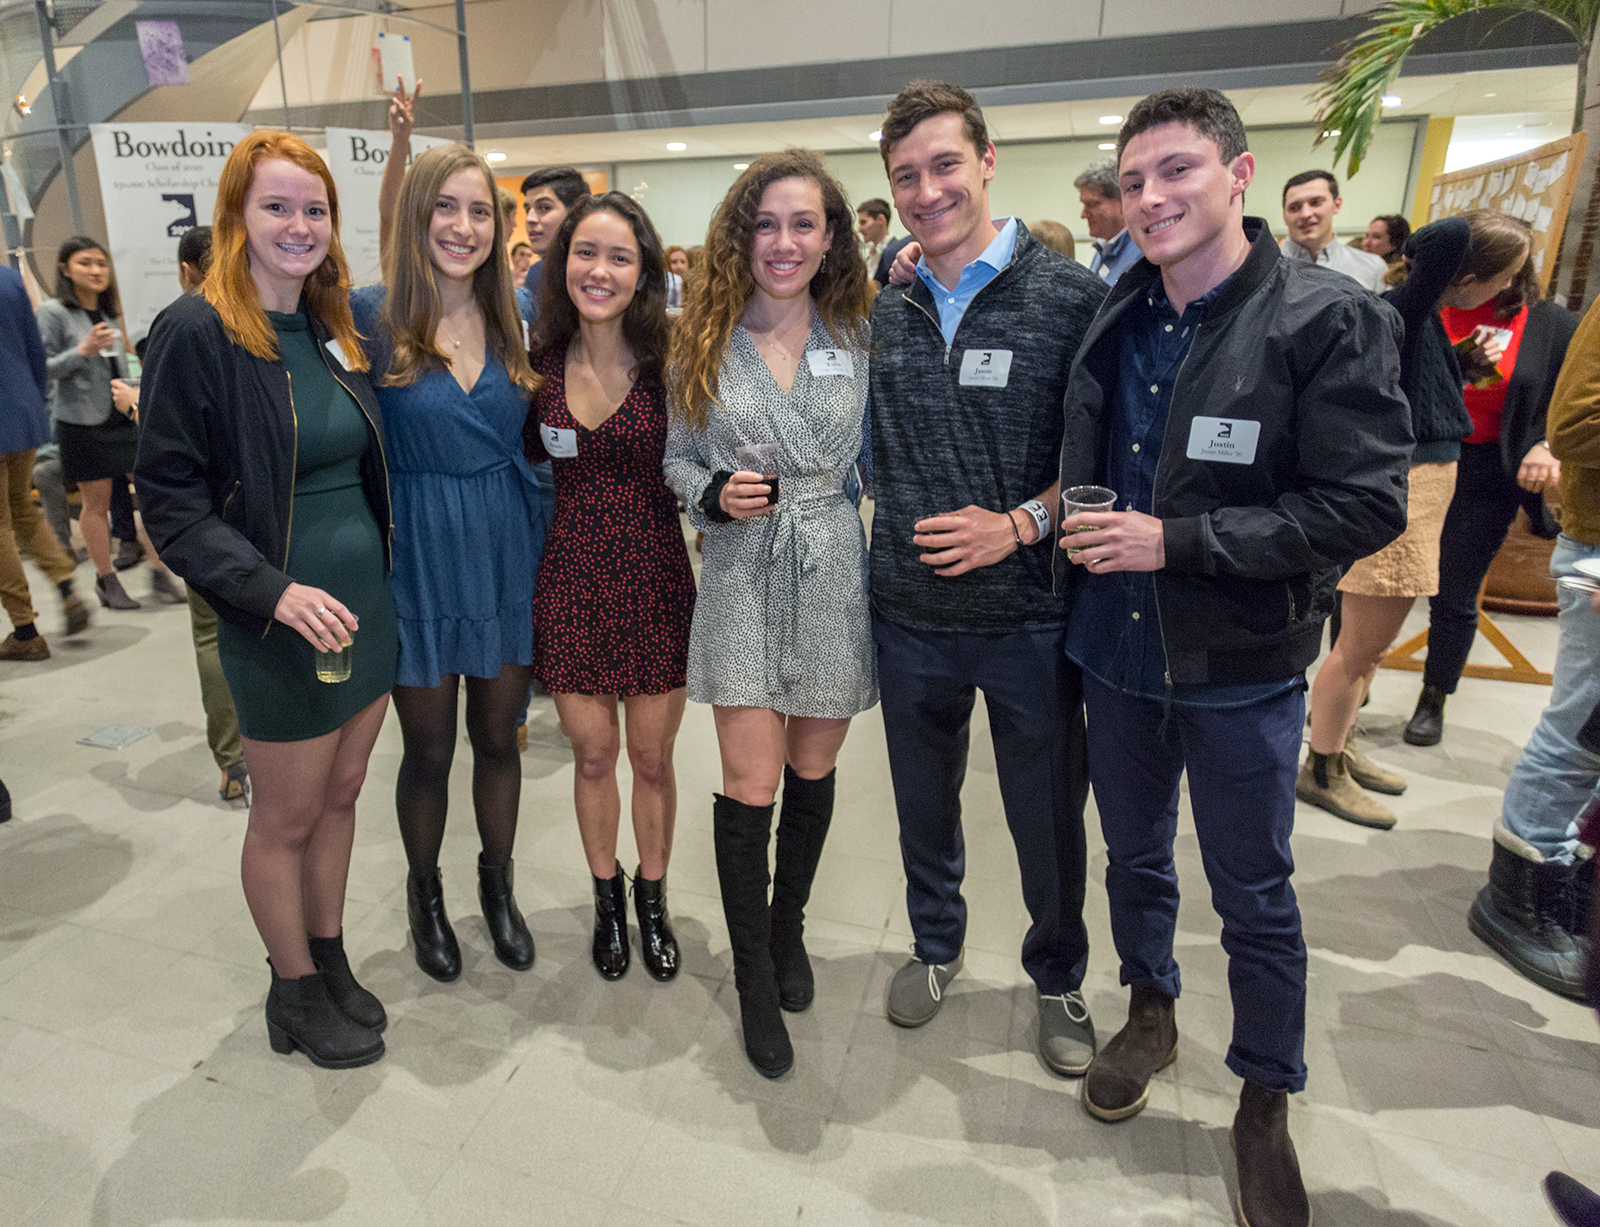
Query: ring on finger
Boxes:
[{"xmin": 316, "ymin": 606, "xmax": 328, "ymax": 616}]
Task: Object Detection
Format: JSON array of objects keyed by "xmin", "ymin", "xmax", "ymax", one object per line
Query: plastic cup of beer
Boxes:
[
  {"xmin": 316, "ymin": 638, "xmax": 352, "ymax": 684},
  {"xmin": 1061, "ymin": 485, "xmax": 1117, "ymax": 557},
  {"xmin": 734, "ymin": 442, "xmax": 780, "ymax": 505}
]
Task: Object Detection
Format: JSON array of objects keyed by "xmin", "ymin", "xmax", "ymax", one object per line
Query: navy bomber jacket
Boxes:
[{"xmin": 868, "ymin": 222, "xmax": 1107, "ymax": 634}]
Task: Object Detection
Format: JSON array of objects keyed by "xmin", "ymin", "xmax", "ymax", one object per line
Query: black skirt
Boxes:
[{"xmin": 58, "ymin": 414, "xmax": 139, "ymax": 483}]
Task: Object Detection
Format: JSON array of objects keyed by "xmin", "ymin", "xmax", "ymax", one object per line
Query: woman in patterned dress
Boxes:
[
  {"xmin": 525, "ymin": 193, "xmax": 695, "ymax": 983},
  {"xmin": 663, "ymin": 151, "xmax": 874, "ymax": 1078}
]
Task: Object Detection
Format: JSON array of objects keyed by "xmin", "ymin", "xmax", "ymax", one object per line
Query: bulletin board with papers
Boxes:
[{"xmin": 1425, "ymin": 132, "xmax": 1587, "ymax": 295}]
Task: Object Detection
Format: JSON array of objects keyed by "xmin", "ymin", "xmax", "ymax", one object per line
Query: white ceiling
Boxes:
[{"xmin": 472, "ymin": 64, "xmax": 1578, "ymax": 170}]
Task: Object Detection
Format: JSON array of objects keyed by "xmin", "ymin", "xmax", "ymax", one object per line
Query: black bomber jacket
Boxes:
[
  {"xmin": 134, "ymin": 292, "xmax": 392, "ymax": 635},
  {"xmin": 1055, "ymin": 218, "xmax": 1413, "ymax": 685}
]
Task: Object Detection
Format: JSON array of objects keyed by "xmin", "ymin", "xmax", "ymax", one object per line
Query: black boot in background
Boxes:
[
  {"xmin": 478, "ymin": 854, "xmax": 535, "ymax": 970},
  {"xmin": 633, "ymin": 869, "xmax": 679, "ymax": 981},
  {"xmin": 407, "ymin": 868, "xmax": 462, "ymax": 982},
  {"xmin": 1403, "ymin": 683, "xmax": 1447, "ymax": 746},
  {"xmin": 713, "ymin": 793, "xmax": 792, "ymax": 1078},
  {"xmin": 264, "ymin": 964, "xmax": 384, "ymax": 1069},
  {"xmin": 307, "ymin": 932, "xmax": 387, "ymax": 1032},
  {"xmin": 1468, "ymin": 822, "xmax": 1588, "ymax": 999},
  {"xmin": 592, "ymin": 864, "xmax": 630, "ymax": 980},
  {"xmin": 770, "ymin": 766, "xmax": 836, "ymax": 1012}
]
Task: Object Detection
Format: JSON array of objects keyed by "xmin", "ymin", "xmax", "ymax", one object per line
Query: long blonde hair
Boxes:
[
  {"xmin": 380, "ymin": 144, "xmax": 535, "ymax": 393},
  {"xmin": 206, "ymin": 130, "xmax": 367, "ymax": 369}
]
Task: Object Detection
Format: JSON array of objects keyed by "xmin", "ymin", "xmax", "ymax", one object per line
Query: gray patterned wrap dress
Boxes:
[{"xmin": 663, "ymin": 316, "xmax": 877, "ymax": 718}]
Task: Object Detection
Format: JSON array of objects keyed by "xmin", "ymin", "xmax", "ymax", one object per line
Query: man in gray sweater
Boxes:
[{"xmin": 867, "ymin": 80, "xmax": 1107, "ymax": 1075}]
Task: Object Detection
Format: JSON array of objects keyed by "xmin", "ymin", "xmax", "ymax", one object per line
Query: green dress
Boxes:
[{"xmin": 216, "ymin": 310, "xmax": 397, "ymax": 741}]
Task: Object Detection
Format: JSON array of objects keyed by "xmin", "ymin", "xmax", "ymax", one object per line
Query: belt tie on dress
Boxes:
[{"xmin": 760, "ymin": 482, "xmax": 844, "ymax": 696}]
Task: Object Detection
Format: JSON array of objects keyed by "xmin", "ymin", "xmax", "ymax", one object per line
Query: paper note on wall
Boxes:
[
  {"xmin": 1512, "ymin": 194, "xmax": 1528, "ymax": 219},
  {"xmin": 1524, "ymin": 164, "xmax": 1540, "ymax": 190},
  {"xmin": 1535, "ymin": 205, "xmax": 1554, "ymax": 234},
  {"xmin": 1553, "ymin": 152, "xmax": 1569, "ymax": 179},
  {"xmin": 377, "ymin": 32, "xmax": 415, "ymax": 95}
]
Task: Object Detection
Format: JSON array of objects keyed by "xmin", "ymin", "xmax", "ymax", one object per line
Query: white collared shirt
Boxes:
[{"xmin": 1279, "ymin": 236, "xmax": 1388, "ymax": 292}]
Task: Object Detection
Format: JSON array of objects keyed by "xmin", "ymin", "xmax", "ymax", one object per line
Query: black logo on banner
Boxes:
[{"xmin": 161, "ymin": 193, "xmax": 197, "ymax": 237}]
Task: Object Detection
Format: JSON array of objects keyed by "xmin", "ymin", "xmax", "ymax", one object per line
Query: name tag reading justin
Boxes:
[
  {"xmin": 959, "ymin": 349, "xmax": 1013, "ymax": 387},
  {"xmin": 1185, "ymin": 416, "xmax": 1260, "ymax": 465},
  {"xmin": 805, "ymin": 348, "xmax": 854, "ymax": 378},
  {"xmin": 325, "ymin": 338, "xmax": 353, "ymax": 370},
  {"xmin": 540, "ymin": 423, "xmax": 578, "ymax": 458}
]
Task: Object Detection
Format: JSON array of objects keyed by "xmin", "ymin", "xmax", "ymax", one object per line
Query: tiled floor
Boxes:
[{"xmin": 1, "ymin": 544, "xmax": 1596, "ymax": 1226}]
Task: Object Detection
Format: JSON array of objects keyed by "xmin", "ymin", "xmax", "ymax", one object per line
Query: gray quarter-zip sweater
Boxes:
[{"xmin": 867, "ymin": 222, "xmax": 1106, "ymax": 633}]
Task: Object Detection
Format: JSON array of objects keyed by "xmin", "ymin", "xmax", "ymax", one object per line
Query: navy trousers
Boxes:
[
  {"xmin": 1082, "ymin": 673, "xmax": 1308, "ymax": 1093},
  {"xmin": 874, "ymin": 612, "xmax": 1090, "ymax": 994}
]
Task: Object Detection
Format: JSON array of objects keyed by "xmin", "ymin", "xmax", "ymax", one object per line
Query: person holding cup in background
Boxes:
[
  {"xmin": 663, "ymin": 150, "xmax": 874, "ymax": 1079},
  {"xmin": 137, "ymin": 131, "xmax": 396, "ymax": 1070},
  {"xmin": 37, "ymin": 236, "xmax": 184, "ymax": 610}
]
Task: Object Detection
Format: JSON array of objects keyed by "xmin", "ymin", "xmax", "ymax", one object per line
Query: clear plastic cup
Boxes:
[
  {"xmin": 734, "ymin": 442, "xmax": 780, "ymax": 505},
  {"xmin": 316, "ymin": 640, "xmax": 352, "ymax": 684},
  {"xmin": 1061, "ymin": 485, "xmax": 1117, "ymax": 557}
]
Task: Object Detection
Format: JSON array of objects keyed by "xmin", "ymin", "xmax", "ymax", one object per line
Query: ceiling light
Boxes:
[
  {"xmin": 485, "ymin": 151, "xmax": 506, "ymax": 163},
  {"xmin": 1484, "ymin": 92, "xmax": 1497, "ymax": 97},
  {"xmin": 666, "ymin": 141, "xmax": 687, "ymax": 151},
  {"xmin": 1099, "ymin": 114, "xmax": 1122, "ymax": 125},
  {"xmin": 1381, "ymin": 94, "xmax": 1401, "ymax": 108},
  {"xmin": 868, "ymin": 129, "xmax": 882, "ymax": 142},
  {"xmin": 1098, "ymin": 142, "xmax": 1115, "ymax": 150},
  {"xmin": 733, "ymin": 162, "xmax": 749, "ymax": 170}
]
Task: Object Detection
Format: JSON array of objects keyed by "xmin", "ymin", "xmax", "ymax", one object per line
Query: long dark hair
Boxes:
[
  {"xmin": 55, "ymin": 236, "xmax": 121, "ymax": 316},
  {"xmin": 531, "ymin": 192, "xmax": 669, "ymax": 392}
]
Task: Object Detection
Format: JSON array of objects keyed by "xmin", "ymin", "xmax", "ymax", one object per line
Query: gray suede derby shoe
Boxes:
[
  {"xmin": 1038, "ymin": 989, "xmax": 1096, "ymax": 1076},
  {"xmin": 886, "ymin": 952, "xmax": 962, "ymax": 1027}
]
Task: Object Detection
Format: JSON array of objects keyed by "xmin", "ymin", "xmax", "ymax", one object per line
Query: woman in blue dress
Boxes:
[{"xmin": 351, "ymin": 143, "xmax": 548, "ymax": 982}]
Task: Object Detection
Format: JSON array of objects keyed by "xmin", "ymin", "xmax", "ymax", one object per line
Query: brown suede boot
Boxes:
[
  {"xmin": 1295, "ymin": 749, "xmax": 1396, "ymax": 830},
  {"xmin": 1231, "ymin": 1080, "xmax": 1311, "ymax": 1227},
  {"xmin": 1342, "ymin": 729, "xmax": 1406, "ymax": 796},
  {"xmin": 1082, "ymin": 986, "xmax": 1177, "ymax": 1122}
]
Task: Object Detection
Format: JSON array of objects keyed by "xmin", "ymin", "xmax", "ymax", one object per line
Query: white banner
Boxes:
[
  {"xmin": 88, "ymin": 122, "xmax": 252, "ymax": 344},
  {"xmin": 325, "ymin": 128, "xmax": 452, "ymax": 287}
]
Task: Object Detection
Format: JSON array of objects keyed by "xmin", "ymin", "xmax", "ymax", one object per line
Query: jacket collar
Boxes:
[{"xmin": 904, "ymin": 220, "xmax": 1037, "ymax": 317}]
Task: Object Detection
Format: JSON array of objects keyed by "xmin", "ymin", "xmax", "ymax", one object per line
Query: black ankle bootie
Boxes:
[
  {"xmin": 1403, "ymin": 683, "xmax": 1447, "ymax": 746},
  {"xmin": 307, "ymin": 932, "xmax": 386, "ymax": 1032},
  {"xmin": 407, "ymin": 868, "xmax": 462, "ymax": 982},
  {"xmin": 633, "ymin": 868, "xmax": 680, "ymax": 982},
  {"xmin": 265, "ymin": 964, "xmax": 384, "ymax": 1069},
  {"xmin": 770, "ymin": 766, "xmax": 835, "ymax": 1012},
  {"xmin": 713, "ymin": 794, "xmax": 793, "ymax": 1078},
  {"xmin": 592, "ymin": 864, "xmax": 630, "ymax": 980},
  {"xmin": 478, "ymin": 855, "xmax": 535, "ymax": 970}
]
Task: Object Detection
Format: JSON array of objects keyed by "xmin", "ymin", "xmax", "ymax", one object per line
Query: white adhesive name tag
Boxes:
[
  {"xmin": 521, "ymin": 319, "xmax": 530, "ymax": 351},
  {"xmin": 540, "ymin": 423, "xmax": 578, "ymax": 458},
  {"xmin": 324, "ymin": 338, "xmax": 352, "ymax": 370},
  {"xmin": 959, "ymin": 349, "xmax": 1012, "ymax": 387},
  {"xmin": 805, "ymin": 348, "xmax": 854, "ymax": 378},
  {"xmin": 1185, "ymin": 416, "xmax": 1261, "ymax": 465}
]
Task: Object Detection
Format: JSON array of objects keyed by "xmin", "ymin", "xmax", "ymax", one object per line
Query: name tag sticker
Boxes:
[
  {"xmin": 805, "ymin": 348, "xmax": 854, "ymax": 378},
  {"xmin": 1186, "ymin": 416, "xmax": 1260, "ymax": 465},
  {"xmin": 324, "ymin": 338, "xmax": 352, "ymax": 370},
  {"xmin": 540, "ymin": 423, "xmax": 578, "ymax": 458},
  {"xmin": 520, "ymin": 319, "xmax": 530, "ymax": 351},
  {"xmin": 959, "ymin": 349, "xmax": 1013, "ymax": 387}
]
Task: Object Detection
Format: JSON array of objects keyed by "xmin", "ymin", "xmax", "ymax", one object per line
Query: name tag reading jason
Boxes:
[
  {"xmin": 805, "ymin": 348, "xmax": 854, "ymax": 378},
  {"xmin": 959, "ymin": 348, "xmax": 1012, "ymax": 387},
  {"xmin": 540, "ymin": 423, "xmax": 578, "ymax": 458},
  {"xmin": 1185, "ymin": 416, "xmax": 1260, "ymax": 465}
]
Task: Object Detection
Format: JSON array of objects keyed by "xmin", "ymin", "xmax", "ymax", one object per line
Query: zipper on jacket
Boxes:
[
  {"xmin": 320, "ymin": 343, "xmax": 395, "ymax": 564},
  {"xmin": 1149, "ymin": 319, "xmax": 1202, "ymax": 698},
  {"xmin": 905, "ymin": 244, "xmax": 1023, "ymax": 367},
  {"xmin": 221, "ymin": 479, "xmax": 242, "ymax": 520},
  {"xmin": 267, "ymin": 370, "xmax": 300, "ymax": 640}
]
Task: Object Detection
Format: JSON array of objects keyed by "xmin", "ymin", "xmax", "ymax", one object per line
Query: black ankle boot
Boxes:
[
  {"xmin": 1231, "ymin": 1080, "xmax": 1310, "ymax": 1227},
  {"xmin": 1468, "ymin": 822, "xmax": 1588, "ymax": 999},
  {"xmin": 478, "ymin": 854, "xmax": 535, "ymax": 970},
  {"xmin": 633, "ymin": 868, "xmax": 679, "ymax": 982},
  {"xmin": 265, "ymin": 964, "xmax": 384, "ymax": 1068},
  {"xmin": 770, "ymin": 766, "xmax": 835, "ymax": 1012},
  {"xmin": 307, "ymin": 932, "xmax": 386, "ymax": 1031},
  {"xmin": 407, "ymin": 868, "xmax": 462, "ymax": 982},
  {"xmin": 713, "ymin": 793, "xmax": 792, "ymax": 1078},
  {"xmin": 1403, "ymin": 683, "xmax": 1447, "ymax": 746},
  {"xmin": 592, "ymin": 865, "xmax": 630, "ymax": 980}
]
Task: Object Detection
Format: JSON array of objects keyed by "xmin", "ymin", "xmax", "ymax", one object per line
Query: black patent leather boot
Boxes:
[
  {"xmin": 713, "ymin": 793, "xmax": 792, "ymax": 1078},
  {"xmin": 307, "ymin": 931, "xmax": 386, "ymax": 1031},
  {"xmin": 592, "ymin": 864, "xmax": 630, "ymax": 980},
  {"xmin": 407, "ymin": 868, "xmax": 462, "ymax": 982},
  {"xmin": 265, "ymin": 963, "xmax": 384, "ymax": 1069},
  {"xmin": 478, "ymin": 854, "xmax": 535, "ymax": 970},
  {"xmin": 633, "ymin": 868, "xmax": 680, "ymax": 982},
  {"xmin": 770, "ymin": 766, "xmax": 835, "ymax": 1012}
]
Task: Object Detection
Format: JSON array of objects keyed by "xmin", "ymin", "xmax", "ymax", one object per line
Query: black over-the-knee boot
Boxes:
[
  {"xmin": 712, "ymin": 793, "xmax": 792, "ymax": 1078},
  {"xmin": 769, "ymin": 765, "xmax": 835, "ymax": 1012}
]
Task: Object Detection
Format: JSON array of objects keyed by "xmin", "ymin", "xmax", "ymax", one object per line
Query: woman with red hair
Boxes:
[{"xmin": 136, "ymin": 131, "xmax": 395, "ymax": 1069}]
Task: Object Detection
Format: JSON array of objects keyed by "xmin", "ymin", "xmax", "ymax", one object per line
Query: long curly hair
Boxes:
[
  {"xmin": 380, "ymin": 143, "xmax": 534, "ymax": 394},
  {"xmin": 668, "ymin": 150, "xmax": 868, "ymax": 432},
  {"xmin": 205, "ymin": 130, "xmax": 366, "ymax": 369},
  {"xmin": 530, "ymin": 193, "xmax": 670, "ymax": 393}
]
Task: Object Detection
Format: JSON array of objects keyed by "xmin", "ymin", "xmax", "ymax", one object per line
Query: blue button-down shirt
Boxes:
[
  {"xmin": 1088, "ymin": 228, "xmax": 1141, "ymax": 287},
  {"xmin": 1064, "ymin": 274, "xmax": 1300, "ymax": 708},
  {"xmin": 915, "ymin": 217, "xmax": 1018, "ymax": 344}
]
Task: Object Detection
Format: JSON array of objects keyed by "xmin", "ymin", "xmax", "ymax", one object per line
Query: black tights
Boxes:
[{"xmin": 392, "ymin": 662, "xmax": 532, "ymax": 871}]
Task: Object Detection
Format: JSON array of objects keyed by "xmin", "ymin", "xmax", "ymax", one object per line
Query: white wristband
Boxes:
[{"xmin": 1020, "ymin": 499, "xmax": 1051, "ymax": 543}]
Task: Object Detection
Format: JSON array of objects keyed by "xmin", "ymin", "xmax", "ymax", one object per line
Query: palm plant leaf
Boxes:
[{"xmin": 1312, "ymin": 0, "xmax": 1587, "ymax": 174}]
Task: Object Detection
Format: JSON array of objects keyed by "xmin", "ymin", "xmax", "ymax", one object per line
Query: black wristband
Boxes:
[{"xmin": 700, "ymin": 471, "xmax": 735, "ymax": 523}]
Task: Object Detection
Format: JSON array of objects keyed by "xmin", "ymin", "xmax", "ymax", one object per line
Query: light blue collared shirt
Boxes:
[
  {"xmin": 1089, "ymin": 228, "xmax": 1141, "ymax": 286},
  {"xmin": 914, "ymin": 217, "xmax": 1018, "ymax": 345}
]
